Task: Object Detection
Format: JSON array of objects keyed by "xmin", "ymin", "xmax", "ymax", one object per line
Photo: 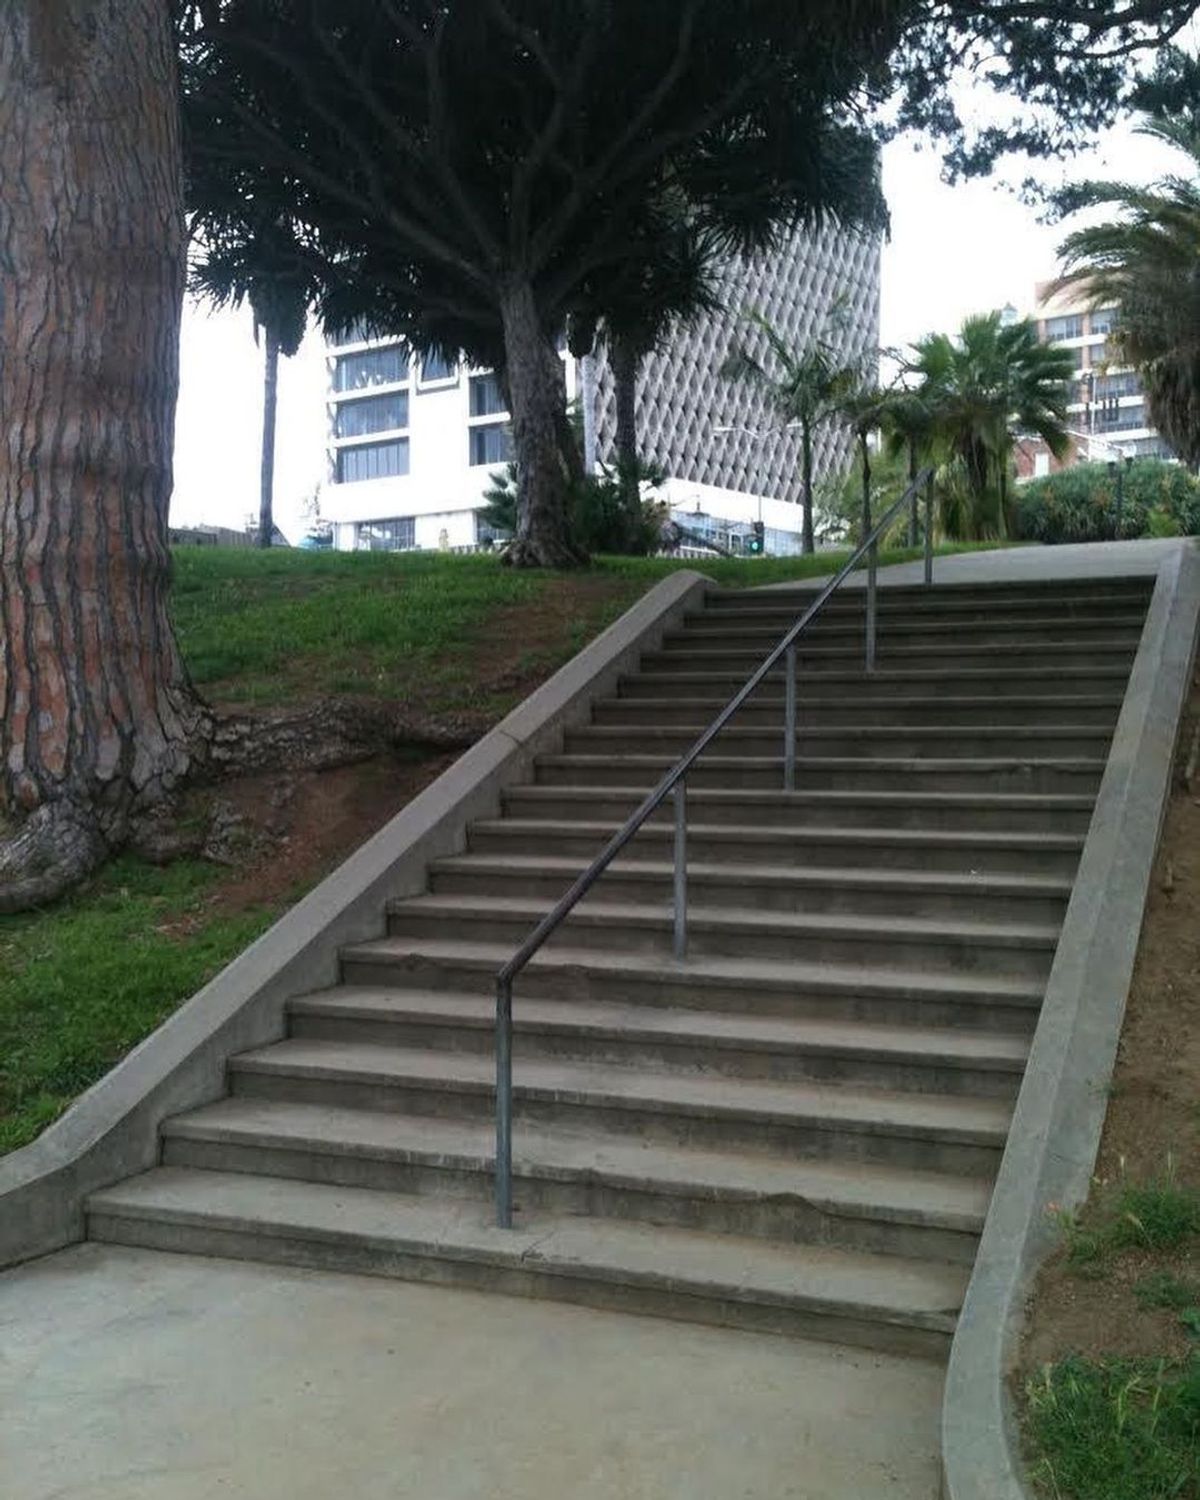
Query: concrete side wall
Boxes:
[
  {"xmin": 940, "ymin": 541, "xmax": 1200, "ymax": 1500},
  {"xmin": 0, "ymin": 569, "xmax": 709, "ymax": 1269}
]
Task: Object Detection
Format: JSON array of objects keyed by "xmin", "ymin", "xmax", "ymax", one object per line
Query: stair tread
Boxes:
[
  {"xmin": 505, "ymin": 784, "xmax": 1095, "ymax": 809},
  {"xmin": 597, "ymin": 694, "xmax": 1125, "ymax": 709},
  {"xmin": 88, "ymin": 1167, "xmax": 968, "ymax": 1326},
  {"xmin": 342, "ymin": 935, "xmax": 1045, "ymax": 1002},
  {"xmin": 573, "ymin": 724, "xmax": 1113, "ymax": 739},
  {"xmin": 538, "ymin": 752, "xmax": 1107, "ymax": 771},
  {"xmin": 289, "ymin": 985, "xmax": 1032, "ymax": 1066},
  {"xmin": 652, "ymin": 638, "xmax": 1139, "ymax": 656},
  {"xmin": 432, "ymin": 852, "xmax": 1073, "ymax": 897},
  {"xmin": 162, "ymin": 1098, "xmax": 993, "ymax": 1228},
  {"xmin": 471, "ymin": 817, "xmax": 1085, "ymax": 852},
  {"xmin": 679, "ymin": 612, "xmax": 1146, "ymax": 634},
  {"xmin": 390, "ymin": 892, "xmax": 1062, "ymax": 946},
  {"xmin": 229, "ymin": 1039, "xmax": 1012, "ymax": 1140}
]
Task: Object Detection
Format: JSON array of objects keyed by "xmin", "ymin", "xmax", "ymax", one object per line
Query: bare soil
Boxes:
[{"xmin": 1021, "ymin": 670, "xmax": 1200, "ymax": 1370}]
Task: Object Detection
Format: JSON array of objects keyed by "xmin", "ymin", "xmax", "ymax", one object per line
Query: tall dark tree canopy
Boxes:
[{"xmin": 178, "ymin": 0, "xmax": 1199, "ymax": 564}]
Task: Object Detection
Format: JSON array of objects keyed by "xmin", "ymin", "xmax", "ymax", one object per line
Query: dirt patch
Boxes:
[
  {"xmin": 161, "ymin": 749, "xmax": 456, "ymax": 928},
  {"xmin": 1021, "ymin": 669, "xmax": 1200, "ymax": 1370}
]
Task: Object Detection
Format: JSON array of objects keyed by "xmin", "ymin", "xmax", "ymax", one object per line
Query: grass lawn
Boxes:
[
  {"xmin": 172, "ymin": 541, "xmax": 998, "ymax": 706},
  {"xmin": 2, "ymin": 540, "xmax": 1001, "ymax": 1155}
]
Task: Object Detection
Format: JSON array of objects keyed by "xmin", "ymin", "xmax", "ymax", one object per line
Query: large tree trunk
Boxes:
[
  {"xmin": 0, "ymin": 0, "xmax": 208, "ymax": 911},
  {"xmin": 610, "ymin": 335, "xmax": 642, "ymax": 543},
  {"xmin": 498, "ymin": 281, "xmax": 584, "ymax": 568},
  {"xmin": 800, "ymin": 423, "xmax": 815, "ymax": 554},
  {"xmin": 259, "ymin": 324, "xmax": 280, "ymax": 548},
  {"xmin": 907, "ymin": 437, "xmax": 919, "ymax": 547}
]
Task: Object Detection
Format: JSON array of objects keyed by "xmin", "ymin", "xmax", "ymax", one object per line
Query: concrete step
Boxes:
[
  {"xmin": 671, "ymin": 611, "xmax": 1148, "ymax": 648},
  {"xmin": 384, "ymin": 894, "xmax": 1060, "ymax": 979},
  {"xmin": 701, "ymin": 579, "xmax": 1151, "ymax": 615},
  {"xmin": 466, "ymin": 817, "xmax": 1086, "ymax": 877},
  {"xmin": 159, "ymin": 1099, "xmax": 994, "ymax": 1263},
  {"xmin": 429, "ymin": 852, "xmax": 1072, "ymax": 924},
  {"xmin": 565, "ymin": 723, "xmax": 1114, "ymax": 761},
  {"xmin": 592, "ymin": 693, "xmax": 1124, "ymax": 729},
  {"xmin": 288, "ymin": 985, "xmax": 1031, "ymax": 1096},
  {"xmin": 641, "ymin": 641, "xmax": 1139, "ymax": 674},
  {"xmin": 619, "ymin": 666, "xmax": 1133, "ymax": 700},
  {"xmin": 339, "ymin": 938, "xmax": 1044, "ymax": 1032},
  {"xmin": 502, "ymin": 783, "xmax": 1096, "ymax": 834},
  {"xmin": 533, "ymin": 752, "xmax": 1105, "ymax": 797},
  {"xmin": 86, "ymin": 1167, "xmax": 969, "ymax": 1355},
  {"xmin": 227, "ymin": 1039, "xmax": 1012, "ymax": 1174}
]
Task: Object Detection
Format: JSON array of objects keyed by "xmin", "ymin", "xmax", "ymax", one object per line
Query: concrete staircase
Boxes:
[{"xmin": 88, "ymin": 576, "xmax": 1153, "ymax": 1357}]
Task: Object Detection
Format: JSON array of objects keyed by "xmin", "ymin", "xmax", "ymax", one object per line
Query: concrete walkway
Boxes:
[
  {"xmin": 759, "ymin": 537, "xmax": 1183, "ymax": 590},
  {"xmin": 0, "ymin": 1244, "xmax": 943, "ymax": 1500}
]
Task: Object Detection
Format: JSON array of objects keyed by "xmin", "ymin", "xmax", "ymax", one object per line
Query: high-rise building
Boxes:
[
  {"xmin": 320, "ymin": 224, "xmax": 881, "ymax": 555},
  {"xmin": 1018, "ymin": 282, "xmax": 1173, "ymax": 479}
]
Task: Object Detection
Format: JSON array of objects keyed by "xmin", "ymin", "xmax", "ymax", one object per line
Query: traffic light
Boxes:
[{"xmin": 748, "ymin": 520, "xmax": 765, "ymax": 555}]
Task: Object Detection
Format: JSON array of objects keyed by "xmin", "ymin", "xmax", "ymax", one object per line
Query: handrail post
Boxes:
[
  {"xmin": 924, "ymin": 475, "xmax": 935, "ymax": 587},
  {"xmin": 783, "ymin": 644, "xmax": 796, "ymax": 791},
  {"xmin": 673, "ymin": 780, "xmax": 688, "ymax": 959},
  {"xmin": 495, "ymin": 976, "xmax": 513, "ymax": 1228},
  {"xmin": 865, "ymin": 538, "xmax": 878, "ymax": 672}
]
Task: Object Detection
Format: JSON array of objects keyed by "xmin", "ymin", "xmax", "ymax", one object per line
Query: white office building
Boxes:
[{"xmin": 321, "ymin": 224, "xmax": 881, "ymax": 555}]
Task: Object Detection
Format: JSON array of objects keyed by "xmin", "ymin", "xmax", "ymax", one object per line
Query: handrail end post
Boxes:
[{"xmin": 495, "ymin": 976, "xmax": 514, "ymax": 1229}]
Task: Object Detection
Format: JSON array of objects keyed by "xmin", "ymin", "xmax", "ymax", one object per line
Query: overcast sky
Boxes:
[{"xmin": 170, "ymin": 119, "xmax": 1180, "ymax": 541}]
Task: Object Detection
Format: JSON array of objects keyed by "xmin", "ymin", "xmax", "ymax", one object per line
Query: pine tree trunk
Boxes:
[
  {"xmin": 860, "ymin": 432, "xmax": 872, "ymax": 541},
  {"xmin": 801, "ymin": 424, "xmax": 815, "ymax": 554},
  {"xmin": 907, "ymin": 438, "xmax": 919, "ymax": 547},
  {"xmin": 498, "ymin": 281, "xmax": 584, "ymax": 568},
  {"xmin": 0, "ymin": 0, "xmax": 208, "ymax": 910},
  {"xmin": 611, "ymin": 336, "xmax": 641, "ymax": 540},
  {"xmin": 259, "ymin": 325, "xmax": 280, "ymax": 548}
]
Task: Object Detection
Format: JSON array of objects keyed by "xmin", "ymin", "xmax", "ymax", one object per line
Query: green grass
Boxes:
[
  {"xmin": 1136, "ymin": 1272, "xmax": 1200, "ymax": 1312},
  {"xmin": 1062, "ymin": 1177, "xmax": 1200, "ymax": 1269},
  {"xmin": 1025, "ymin": 1355, "xmax": 1200, "ymax": 1500},
  {"xmin": 0, "ymin": 857, "xmax": 282, "ymax": 1154},
  {"xmin": 171, "ymin": 542, "xmax": 1000, "ymax": 706}
]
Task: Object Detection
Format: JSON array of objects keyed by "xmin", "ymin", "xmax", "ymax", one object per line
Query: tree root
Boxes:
[
  {"xmin": 207, "ymin": 698, "xmax": 479, "ymax": 778},
  {"xmin": 0, "ymin": 801, "xmax": 108, "ymax": 914},
  {"xmin": 502, "ymin": 536, "xmax": 589, "ymax": 569}
]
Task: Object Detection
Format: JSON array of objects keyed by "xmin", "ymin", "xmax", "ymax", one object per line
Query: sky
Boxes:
[{"xmin": 170, "ymin": 118, "xmax": 1181, "ymax": 542}]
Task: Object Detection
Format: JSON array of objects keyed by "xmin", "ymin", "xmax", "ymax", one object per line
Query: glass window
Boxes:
[
  {"xmin": 333, "ymin": 345, "xmax": 409, "ymax": 392},
  {"xmin": 1089, "ymin": 308, "xmax": 1118, "ymax": 335},
  {"xmin": 334, "ymin": 391, "xmax": 408, "ymax": 438},
  {"xmin": 335, "ymin": 438, "xmax": 409, "ymax": 483},
  {"xmin": 469, "ymin": 424, "xmax": 513, "ymax": 466},
  {"xmin": 476, "ymin": 511, "xmax": 509, "ymax": 544},
  {"xmin": 356, "ymin": 517, "xmax": 415, "ymax": 551},
  {"xmin": 1094, "ymin": 372, "xmax": 1141, "ymax": 400},
  {"xmin": 469, "ymin": 373, "xmax": 508, "ymax": 417},
  {"xmin": 1045, "ymin": 314, "xmax": 1084, "ymax": 341},
  {"xmin": 419, "ymin": 350, "xmax": 456, "ymax": 383}
]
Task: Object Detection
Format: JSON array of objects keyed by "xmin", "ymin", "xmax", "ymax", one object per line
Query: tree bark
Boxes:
[
  {"xmin": 611, "ymin": 335, "xmax": 642, "ymax": 543},
  {"xmin": 498, "ymin": 281, "xmax": 584, "ymax": 568},
  {"xmin": 907, "ymin": 437, "xmax": 919, "ymax": 547},
  {"xmin": 801, "ymin": 422, "xmax": 815, "ymax": 554},
  {"xmin": 259, "ymin": 324, "xmax": 280, "ymax": 548},
  {"xmin": 0, "ymin": 0, "xmax": 209, "ymax": 909},
  {"xmin": 860, "ymin": 432, "xmax": 872, "ymax": 542}
]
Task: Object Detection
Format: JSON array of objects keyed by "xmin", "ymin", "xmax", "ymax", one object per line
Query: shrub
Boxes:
[{"xmin": 1014, "ymin": 460, "xmax": 1200, "ymax": 545}]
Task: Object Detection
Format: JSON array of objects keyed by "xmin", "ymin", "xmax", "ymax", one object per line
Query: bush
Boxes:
[
  {"xmin": 480, "ymin": 460, "xmax": 667, "ymax": 555},
  {"xmin": 1014, "ymin": 460, "xmax": 1200, "ymax": 545}
]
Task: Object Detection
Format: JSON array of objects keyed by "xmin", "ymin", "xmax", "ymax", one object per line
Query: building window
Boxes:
[
  {"xmin": 334, "ymin": 391, "xmax": 409, "ymax": 438},
  {"xmin": 1094, "ymin": 372, "xmax": 1141, "ymax": 400},
  {"xmin": 469, "ymin": 424, "xmax": 513, "ymax": 466},
  {"xmin": 335, "ymin": 438, "xmax": 410, "ymax": 483},
  {"xmin": 1096, "ymin": 401, "xmax": 1145, "ymax": 433},
  {"xmin": 333, "ymin": 345, "xmax": 409, "ymax": 392},
  {"xmin": 1045, "ymin": 314, "xmax": 1084, "ymax": 341},
  {"xmin": 356, "ymin": 517, "xmax": 415, "ymax": 551},
  {"xmin": 1089, "ymin": 308, "xmax": 1118, "ymax": 336},
  {"xmin": 469, "ymin": 373, "xmax": 508, "ymax": 417},
  {"xmin": 476, "ymin": 511, "xmax": 509, "ymax": 545},
  {"xmin": 419, "ymin": 350, "xmax": 457, "ymax": 385}
]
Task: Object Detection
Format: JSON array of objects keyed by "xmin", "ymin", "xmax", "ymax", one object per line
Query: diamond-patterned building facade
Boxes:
[{"xmin": 592, "ymin": 222, "xmax": 881, "ymax": 507}]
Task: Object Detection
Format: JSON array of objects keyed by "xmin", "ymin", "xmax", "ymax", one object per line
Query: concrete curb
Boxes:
[
  {"xmin": 0, "ymin": 568, "xmax": 710, "ymax": 1269},
  {"xmin": 940, "ymin": 540, "xmax": 1200, "ymax": 1500}
]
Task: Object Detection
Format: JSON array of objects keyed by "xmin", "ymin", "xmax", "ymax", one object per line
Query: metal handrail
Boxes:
[{"xmin": 491, "ymin": 465, "xmax": 938, "ymax": 1225}]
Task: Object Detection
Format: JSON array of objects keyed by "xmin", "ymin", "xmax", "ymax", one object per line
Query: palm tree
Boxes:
[
  {"xmin": 721, "ymin": 312, "xmax": 864, "ymax": 553},
  {"xmin": 1054, "ymin": 108, "xmax": 1200, "ymax": 469},
  {"xmin": 907, "ymin": 313, "xmax": 1073, "ymax": 539}
]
